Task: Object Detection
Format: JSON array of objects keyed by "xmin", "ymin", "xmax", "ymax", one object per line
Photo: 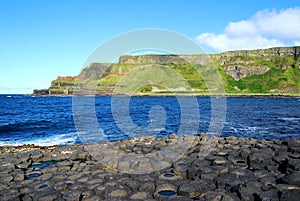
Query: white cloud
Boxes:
[
  {"xmin": 197, "ymin": 7, "xmax": 300, "ymax": 52},
  {"xmin": 197, "ymin": 33, "xmax": 284, "ymax": 52},
  {"xmin": 254, "ymin": 8, "xmax": 300, "ymax": 41},
  {"xmin": 225, "ymin": 21, "xmax": 257, "ymax": 38}
]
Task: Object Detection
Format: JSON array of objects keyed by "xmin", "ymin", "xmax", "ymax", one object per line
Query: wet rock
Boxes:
[
  {"xmin": 154, "ymin": 182, "xmax": 177, "ymax": 200},
  {"xmin": 158, "ymin": 173, "xmax": 181, "ymax": 181},
  {"xmin": 0, "ymin": 136, "xmax": 299, "ymax": 200}
]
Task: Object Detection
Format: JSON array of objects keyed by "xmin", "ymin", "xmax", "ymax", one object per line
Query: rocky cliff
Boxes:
[
  {"xmin": 119, "ymin": 46, "xmax": 300, "ymax": 80},
  {"xmin": 33, "ymin": 46, "xmax": 300, "ymax": 96}
]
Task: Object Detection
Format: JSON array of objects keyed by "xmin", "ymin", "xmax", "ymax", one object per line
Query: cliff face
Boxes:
[
  {"xmin": 119, "ymin": 46, "xmax": 300, "ymax": 81},
  {"xmin": 33, "ymin": 46, "xmax": 300, "ymax": 96}
]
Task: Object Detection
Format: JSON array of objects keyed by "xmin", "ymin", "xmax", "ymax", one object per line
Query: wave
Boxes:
[
  {"xmin": 0, "ymin": 119, "xmax": 74, "ymax": 134},
  {"xmin": 0, "ymin": 120, "xmax": 52, "ymax": 133},
  {"xmin": 278, "ymin": 117, "xmax": 300, "ymax": 122},
  {"xmin": 0, "ymin": 132, "xmax": 79, "ymax": 146}
]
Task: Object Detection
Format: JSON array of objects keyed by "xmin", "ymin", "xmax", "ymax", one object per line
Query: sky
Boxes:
[{"xmin": 1, "ymin": 0, "xmax": 300, "ymax": 94}]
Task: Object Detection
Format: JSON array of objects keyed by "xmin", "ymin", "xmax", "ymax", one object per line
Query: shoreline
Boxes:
[
  {"xmin": 27, "ymin": 93, "xmax": 300, "ymax": 98},
  {"xmin": 1, "ymin": 135, "xmax": 299, "ymax": 200}
]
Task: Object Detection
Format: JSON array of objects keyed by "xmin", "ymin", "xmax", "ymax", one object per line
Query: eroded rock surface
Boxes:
[{"xmin": 0, "ymin": 135, "xmax": 299, "ymax": 200}]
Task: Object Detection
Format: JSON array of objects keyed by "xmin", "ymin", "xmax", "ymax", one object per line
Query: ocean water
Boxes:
[{"xmin": 0, "ymin": 95, "xmax": 300, "ymax": 146}]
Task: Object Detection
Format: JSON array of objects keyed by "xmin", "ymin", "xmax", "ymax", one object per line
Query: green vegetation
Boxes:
[{"xmin": 46, "ymin": 46, "xmax": 300, "ymax": 96}]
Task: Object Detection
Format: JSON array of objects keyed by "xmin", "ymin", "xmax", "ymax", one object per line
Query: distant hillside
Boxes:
[{"xmin": 33, "ymin": 46, "xmax": 300, "ymax": 96}]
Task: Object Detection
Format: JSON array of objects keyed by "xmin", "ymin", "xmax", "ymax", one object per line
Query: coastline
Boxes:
[
  {"xmin": 27, "ymin": 93, "xmax": 300, "ymax": 98},
  {"xmin": 1, "ymin": 135, "xmax": 299, "ymax": 200}
]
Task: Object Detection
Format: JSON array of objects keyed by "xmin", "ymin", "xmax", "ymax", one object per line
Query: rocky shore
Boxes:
[{"xmin": 1, "ymin": 135, "xmax": 300, "ymax": 201}]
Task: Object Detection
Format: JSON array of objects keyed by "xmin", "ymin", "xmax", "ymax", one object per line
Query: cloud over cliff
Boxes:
[{"xmin": 196, "ymin": 7, "xmax": 300, "ymax": 52}]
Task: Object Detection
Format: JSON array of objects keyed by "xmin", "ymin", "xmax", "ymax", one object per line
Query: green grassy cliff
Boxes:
[{"xmin": 35, "ymin": 46, "xmax": 300, "ymax": 96}]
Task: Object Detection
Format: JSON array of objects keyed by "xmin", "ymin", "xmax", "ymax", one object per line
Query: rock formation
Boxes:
[{"xmin": 33, "ymin": 46, "xmax": 300, "ymax": 96}]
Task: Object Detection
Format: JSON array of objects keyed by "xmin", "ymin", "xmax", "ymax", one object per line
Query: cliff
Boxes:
[{"xmin": 33, "ymin": 46, "xmax": 300, "ymax": 96}]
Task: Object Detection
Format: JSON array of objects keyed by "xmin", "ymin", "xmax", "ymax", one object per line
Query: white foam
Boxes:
[
  {"xmin": 279, "ymin": 117, "xmax": 300, "ymax": 122},
  {"xmin": 0, "ymin": 132, "xmax": 79, "ymax": 146},
  {"xmin": 153, "ymin": 127, "xmax": 165, "ymax": 132}
]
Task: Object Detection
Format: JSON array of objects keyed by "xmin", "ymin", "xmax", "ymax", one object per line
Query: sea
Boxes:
[{"xmin": 0, "ymin": 94, "xmax": 300, "ymax": 146}]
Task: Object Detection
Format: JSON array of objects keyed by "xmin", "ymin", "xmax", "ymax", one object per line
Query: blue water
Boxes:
[{"xmin": 0, "ymin": 95, "xmax": 299, "ymax": 146}]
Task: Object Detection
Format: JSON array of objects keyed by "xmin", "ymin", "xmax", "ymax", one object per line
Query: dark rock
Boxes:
[
  {"xmin": 32, "ymin": 189, "xmax": 61, "ymax": 201},
  {"xmin": 82, "ymin": 196, "xmax": 103, "ymax": 201},
  {"xmin": 173, "ymin": 163, "xmax": 188, "ymax": 178},
  {"xmin": 19, "ymin": 194, "xmax": 33, "ymax": 201},
  {"xmin": 194, "ymin": 191, "xmax": 223, "ymax": 201},
  {"xmin": 102, "ymin": 187, "xmax": 129, "ymax": 199},
  {"xmin": 177, "ymin": 180, "xmax": 200, "ymax": 198},
  {"xmin": 129, "ymin": 191, "xmax": 153, "ymax": 200},
  {"xmin": 0, "ymin": 195, "xmax": 19, "ymax": 201},
  {"xmin": 288, "ymin": 146, "xmax": 300, "ymax": 153},
  {"xmin": 280, "ymin": 172, "xmax": 300, "ymax": 186},
  {"xmin": 278, "ymin": 158, "xmax": 289, "ymax": 174},
  {"xmin": 221, "ymin": 194, "xmax": 241, "ymax": 201},
  {"xmin": 200, "ymin": 173, "xmax": 218, "ymax": 181},
  {"xmin": 187, "ymin": 166, "xmax": 202, "ymax": 181},
  {"xmin": 217, "ymin": 174, "xmax": 236, "ymax": 190},
  {"xmin": 62, "ymin": 190, "xmax": 83, "ymax": 200},
  {"xmin": 258, "ymin": 189, "xmax": 280, "ymax": 201},
  {"xmin": 33, "ymin": 89, "xmax": 49, "ymax": 96},
  {"xmin": 247, "ymin": 149, "xmax": 274, "ymax": 170},
  {"xmin": 139, "ymin": 181, "xmax": 155, "ymax": 192},
  {"xmin": 280, "ymin": 189, "xmax": 300, "ymax": 201},
  {"xmin": 271, "ymin": 144, "xmax": 288, "ymax": 153},
  {"xmin": 0, "ymin": 174, "xmax": 14, "ymax": 183},
  {"xmin": 287, "ymin": 158, "xmax": 300, "ymax": 171},
  {"xmin": 122, "ymin": 178, "xmax": 141, "ymax": 191},
  {"xmin": 288, "ymin": 153, "xmax": 300, "ymax": 159},
  {"xmin": 0, "ymin": 136, "xmax": 299, "ymax": 201},
  {"xmin": 16, "ymin": 162, "xmax": 32, "ymax": 170},
  {"xmin": 238, "ymin": 189, "xmax": 256, "ymax": 201},
  {"xmin": 162, "ymin": 196, "xmax": 191, "ymax": 201}
]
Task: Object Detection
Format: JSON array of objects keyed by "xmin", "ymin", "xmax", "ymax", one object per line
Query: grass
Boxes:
[{"xmin": 48, "ymin": 48, "xmax": 300, "ymax": 96}]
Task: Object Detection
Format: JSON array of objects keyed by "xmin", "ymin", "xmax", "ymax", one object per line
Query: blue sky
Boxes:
[{"xmin": 1, "ymin": 0, "xmax": 300, "ymax": 94}]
